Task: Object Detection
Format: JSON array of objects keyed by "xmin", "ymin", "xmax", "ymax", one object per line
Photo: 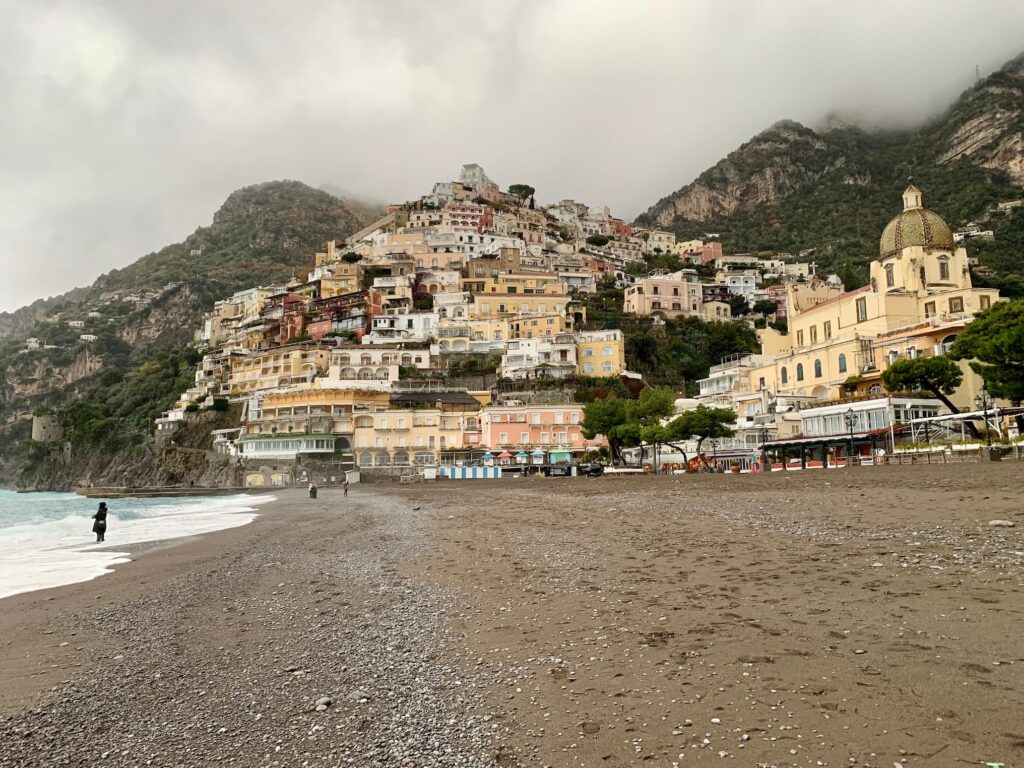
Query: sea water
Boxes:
[{"xmin": 0, "ymin": 490, "xmax": 273, "ymax": 599}]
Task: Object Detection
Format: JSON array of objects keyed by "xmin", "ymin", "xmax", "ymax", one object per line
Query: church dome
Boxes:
[{"xmin": 879, "ymin": 184, "xmax": 954, "ymax": 259}]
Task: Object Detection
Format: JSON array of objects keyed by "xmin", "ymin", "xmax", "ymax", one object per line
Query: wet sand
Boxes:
[{"xmin": 2, "ymin": 464, "xmax": 1023, "ymax": 767}]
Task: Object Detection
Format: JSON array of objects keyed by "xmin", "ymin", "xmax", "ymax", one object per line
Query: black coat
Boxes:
[{"xmin": 92, "ymin": 509, "xmax": 108, "ymax": 532}]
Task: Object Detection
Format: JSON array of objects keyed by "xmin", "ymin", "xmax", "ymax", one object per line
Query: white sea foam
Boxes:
[{"xmin": 0, "ymin": 493, "xmax": 274, "ymax": 599}]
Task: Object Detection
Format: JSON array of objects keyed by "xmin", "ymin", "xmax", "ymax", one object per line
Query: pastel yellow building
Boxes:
[
  {"xmin": 577, "ymin": 330, "xmax": 626, "ymax": 376},
  {"xmin": 509, "ymin": 313, "xmax": 572, "ymax": 339},
  {"xmin": 749, "ymin": 185, "xmax": 1001, "ymax": 405},
  {"xmin": 470, "ymin": 293, "xmax": 571, "ymax": 320},
  {"xmin": 230, "ymin": 344, "xmax": 333, "ymax": 395}
]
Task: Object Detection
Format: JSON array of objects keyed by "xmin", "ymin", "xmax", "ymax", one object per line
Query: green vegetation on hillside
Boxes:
[
  {"xmin": 638, "ymin": 53, "xmax": 1024, "ymax": 292},
  {"xmin": 580, "ymin": 277, "xmax": 759, "ymax": 391},
  {"xmin": 100, "ymin": 181, "xmax": 375, "ymax": 297}
]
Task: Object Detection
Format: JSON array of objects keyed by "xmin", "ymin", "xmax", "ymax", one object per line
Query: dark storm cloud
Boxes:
[{"xmin": 2, "ymin": 0, "xmax": 1023, "ymax": 311}]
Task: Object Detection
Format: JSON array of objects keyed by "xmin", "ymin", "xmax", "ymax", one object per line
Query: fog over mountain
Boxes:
[{"xmin": 2, "ymin": 0, "xmax": 1023, "ymax": 311}]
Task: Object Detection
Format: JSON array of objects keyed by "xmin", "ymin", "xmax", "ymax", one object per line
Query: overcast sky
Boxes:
[{"xmin": 2, "ymin": 1, "xmax": 1023, "ymax": 312}]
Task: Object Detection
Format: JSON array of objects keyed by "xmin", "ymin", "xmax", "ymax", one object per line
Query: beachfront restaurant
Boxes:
[{"xmin": 760, "ymin": 395, "xmax": 943, "ymax": 469}]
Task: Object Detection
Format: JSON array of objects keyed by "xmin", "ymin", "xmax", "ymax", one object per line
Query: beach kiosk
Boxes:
[
  {"xmin": 530, "ymin": 449, "xmax": 546, "ymax": 466},
  {"xmin": 548, "ymin": 448, "xmax": 572, "ymax": 465},
  {"xmin": 481, "ymin": 452, "xmax": 495, "ymax": 467},
  {"xmin": 515, "ymin": 451, "xmax": 529, "ymax": 466},
  {"xmin": 496, "ymin": 451, "xmax": 513, "ymax": 467}
]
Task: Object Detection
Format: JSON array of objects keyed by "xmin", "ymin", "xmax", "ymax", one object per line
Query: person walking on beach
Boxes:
[
  {"xmin": 92, "ymin": 502, "xmax": 108, "ymax": 543},
  {"xmin": 309, "ymin": 482, "xmax": 318, "ymax": 500},
  {"xmin": 342, "ymin": 480, "xmax": 349, "ymax": 497}
]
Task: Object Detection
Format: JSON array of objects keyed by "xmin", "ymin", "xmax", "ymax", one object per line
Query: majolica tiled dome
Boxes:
[{"xmin": 879, "ymin": 185, "xmax": 954, "ymax": 258}]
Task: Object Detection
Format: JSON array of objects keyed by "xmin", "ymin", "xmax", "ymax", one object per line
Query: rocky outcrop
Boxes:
[
  {"xmin": 5, "ymin": 349, "xmax": 102, "ymax": 402},
  {"xmin": 15, "ymin": 443, "xmax": 242, "ymax": 492},
  {"xmin": 643, "ymin": 121, "xmax": 836, "ymax": 227},
  {"xmin": 641, "ymin": 54, "xmax": 1024, "ymax": 231}
]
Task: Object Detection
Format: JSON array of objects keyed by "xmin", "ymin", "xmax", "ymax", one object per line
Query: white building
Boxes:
[
  {"xmin": 500, "ymin": 334, "xmax": 577, "ymax": 380},
  {"xmin": 363, "ymin": 312, "xmax": 439, "ymax": 344}
]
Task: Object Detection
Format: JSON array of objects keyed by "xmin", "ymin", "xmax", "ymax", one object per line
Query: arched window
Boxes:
[
  {"xmin": 814, "ymin": 359, "xmax": 822, "ymax": 378},
  {"xmin": 393, "ymin": 451, "xmax": 410, "ymax": 465},
  {"xmin": 796, "ymin": 363, "xmax": 804, "ymax": 382},
  {"xmin": 358, "ymin": 451, "xmax": 372, "ymax": 467},
  {"xmin": 838, "ymin": 353, "xmax": 847, "ymax": 374},
  {"xmin": 781, "ymin": 366, "xmax": 788, "ymax": 384},
  {"xmin": 336, "ymin": 354, "xmax": 350, "ymax": 364},
  {"xmin": 375, "ymin": 452, "xmax": 391, "ymax": 466},
  {"xmin": 868, "ymin": 384, "xmax": 882, "ymax": 396}
]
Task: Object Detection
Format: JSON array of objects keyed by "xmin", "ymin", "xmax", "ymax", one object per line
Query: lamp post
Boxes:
[
  {"xmin": 974, "ymin": 386, "xmax": 993, "ymax": 448},
  {"xmin": 758, "ymin": 425, "xmax": 770, "ymax": 473},
  {"xmin": 710, "ymin": 438, "xmax": 718, "ymax": 472},
  {"xmin": 843, "ymin": 407, "xmax": 858, "ymax": 468}
]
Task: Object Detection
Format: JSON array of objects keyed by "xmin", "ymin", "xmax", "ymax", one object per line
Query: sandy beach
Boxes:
[{"xmin": 2, "ymin": 464, "xmax": 1023, "ymax": 767}]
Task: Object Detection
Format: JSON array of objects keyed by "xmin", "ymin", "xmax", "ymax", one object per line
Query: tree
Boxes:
[
  {"xmin": 586, "ymin": 234, "xmax": 610, "ymax": 247},
  {"xmin": 508, "ymin": 184, "xmax": 535, "ymax": 206},
  {"xmin": 581, "ymin": 396, "xmax": 629, "ymax": 463},
  {"xmin": 881, "ymin": 355, "xmax": 979, "ymax": 436},
  {"xmin": 640, "ymin": 404, "xmax": 736, "ymax": 466},
  {"xmin": 728, "ymin": 294, "xmax": 751, "ymax": 316},
  {"xmin": 949, "ymin": 299, "xmax": 1024, "ymax": 403},
  {"xmin": 581, "ymin": 387, "xmax": 676, "ymax": 464},
  {"xmin": 752, "ymin": 298, "xmax": 778, "ymax": 318}
]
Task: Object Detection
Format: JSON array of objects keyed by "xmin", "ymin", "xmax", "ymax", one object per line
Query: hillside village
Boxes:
[{"xmin": 141, "ymin": 165, "xmax": 1015, "ymax": 484}]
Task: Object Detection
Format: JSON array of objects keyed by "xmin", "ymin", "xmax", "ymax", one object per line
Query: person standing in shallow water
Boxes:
[{"xmin": 92, "ymin": 502, "xmax": 108, "ymax": 542}]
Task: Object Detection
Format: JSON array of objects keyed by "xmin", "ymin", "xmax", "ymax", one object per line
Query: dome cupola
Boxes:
[{"xmin": 879, "ymin": 184, "xmax": 954, "ymax": 259}]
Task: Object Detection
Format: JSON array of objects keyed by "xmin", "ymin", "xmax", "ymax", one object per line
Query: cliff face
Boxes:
[
  {"xmin": 647, "ymin": 122, "xmax": 836, "ymax": 227},
  {"xmin": 15, "ymin": 443, "xmax": 242, "ymax": 492},
  {"xmin": 638, "ymin": 53, "xmax": 1024, "ymax": 282}
]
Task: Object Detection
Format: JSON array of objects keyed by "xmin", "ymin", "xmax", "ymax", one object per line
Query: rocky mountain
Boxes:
[
  {"xmin": 0, "ymin": 181, "xmax": 376, "ymax": 484},
  {"xmin": 638, "ymin": 52, "xmax": 1024, "ymax": 287}
]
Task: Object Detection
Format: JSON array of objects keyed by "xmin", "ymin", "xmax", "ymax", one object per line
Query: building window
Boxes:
[
  {"xmin": 838, "ymin": 353, "xmax": 847, "ymax": 374},
  {"xmin": 924, "ymin": 301, "xmax": 936, "ymax": 317},
  {"xmin": 939, "ymin": 258, "xmax": 950, "ymax": 280},
  {"xmin": 810, "ymin": 326, "xmax": 818, "ymax": 344},
  {"xmin": 814, "ymin": 359, "xmax": 822, "ymax": 378},
  {"xmin": 781, "ymin": 367, "xmax": 788, "ymax": 384},
  {"xmin": 520, "ymin": 432, "xmax": 529, "ymax": 443},
  {"xmin": 602, "ymin": 361, "xmax": 613, "ymax": 372},
  {"xmin": 796, "ymin": 330, "xmax": 804, "ymax": 347},
  {"xmin": 758, "ymin": 376, "xmax": 765, "ymax": 389},
  {"xmin": 949, "ymin": 297, "xmax": 964, "ymax": 313},
  {"xmin": 499, "ymin": 432, "xmax": 508, "ymax": 444},
  {"xmin": 885, "ymin": 264, "xmax": 895, "ymax": 288},
  {"xmin": 979, "ymin": 295, "xmax": 991, "ymax": 310},
  {"xmin": 856, "ymin": 297, "xmax": 868, "ymax": 322},
  {"xmin": 823, "ymin": 321, "xmax": 831, "ymax": 339},
  {"xmin": 796, "ymin": 363, "xmax": 804, "ymax": 381}
]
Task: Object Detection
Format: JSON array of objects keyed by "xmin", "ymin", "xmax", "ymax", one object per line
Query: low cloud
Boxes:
[{"xmin": 2, "ymin": 0, "xmax": 1022, "ymax": 310}]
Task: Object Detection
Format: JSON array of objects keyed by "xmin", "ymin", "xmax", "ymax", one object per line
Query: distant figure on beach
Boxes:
[
  {"xmin": 342, "ymin": 480, "xmax": 350, "ymax": 497},
  {"xmin": 309, "ymin": 482, "xmax": 318, "ymax": 500},
  {"xmin": 92, "ymin": 502, "xmax": 108, "ymax": 542}
]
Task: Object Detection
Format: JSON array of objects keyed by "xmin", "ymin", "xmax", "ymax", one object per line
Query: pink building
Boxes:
[
  {"xmin": 700, "ymin": 241, "xmax": 723, "ymax": 264},
  {"xmin": 442, "ymin": 203, "xmax": 494, "ymax": 233},
  {"xmin": 479, "ymin": 404, "xmax": 602, "ymax": 453}
]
